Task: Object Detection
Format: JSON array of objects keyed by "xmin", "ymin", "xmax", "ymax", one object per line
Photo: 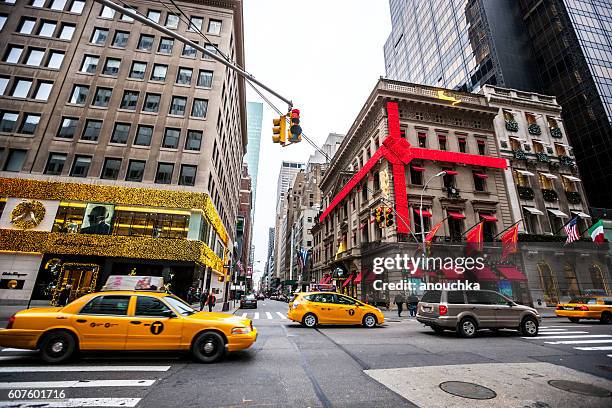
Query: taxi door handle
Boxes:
[
  {"xmin": 130, "ymin": 321, "xmax": 141, "ymax": 325},
  {"xmin": 76, "ymin": 319, "xmax": 87, "ymax": 323}
]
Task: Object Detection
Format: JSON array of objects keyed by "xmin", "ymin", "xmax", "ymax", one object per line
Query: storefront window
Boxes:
[
  {"xmin": 590, "ymin": 263, "xmax": 609, "ymax": 294},
  {"xmin": 52, "ymin": 202, "xmax": 86, "ymax": 233},
  {"xmin": 112, "ymin": 209, "xmax": 189, "ymax": 239}
]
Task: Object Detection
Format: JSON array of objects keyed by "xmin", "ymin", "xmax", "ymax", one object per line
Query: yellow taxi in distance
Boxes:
[
  {"xmin": 555, "ymin": 296, "xmax": 612, "ymax": 324},
  {"xmin": 287, "ymin": 292, "xmax": 385, "ymax": 328},
  {"xmin": 0, "ymin": 291, "xmax": 256, "ymax": 364}
]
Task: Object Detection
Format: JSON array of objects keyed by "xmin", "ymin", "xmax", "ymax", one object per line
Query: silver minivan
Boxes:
[{"xmin": 416, "ymin": 289, "xmax": 541, "ymax": 338}]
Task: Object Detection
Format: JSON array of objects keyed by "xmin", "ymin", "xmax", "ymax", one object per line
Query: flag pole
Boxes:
[{"xmin": 492, "ymin": 220, "xmax": 522, "ymax": 240}]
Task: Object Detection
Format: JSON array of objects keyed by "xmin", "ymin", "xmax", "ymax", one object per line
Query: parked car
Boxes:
[
  {"xmin": 416, "ymin": 289, "xmax": 541, "ymax": 338},
  {"xmin": 256, "ymin": 293, "xmax": 265, "ymax": 301},
  {"xmin": 555, "ymin": 296, "xmax": 612, "ymax": 323},
  {"xmin": 240, "ymin": 294, "xmax": 258, "ymax": 309}
]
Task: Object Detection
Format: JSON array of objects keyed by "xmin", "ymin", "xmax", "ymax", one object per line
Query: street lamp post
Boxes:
[{"xmin": 419, "ymin": 171, "xmax": 447, "ymax": 261}]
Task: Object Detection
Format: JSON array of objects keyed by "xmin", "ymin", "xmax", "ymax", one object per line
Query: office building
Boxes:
[{"xmin": 245, "ymin": 101, "xmax": 263, "ymax": 202}]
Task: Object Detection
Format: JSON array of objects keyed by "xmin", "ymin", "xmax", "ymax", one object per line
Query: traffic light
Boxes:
[
  {"xmin": 385, "ymin": 207, "xmax": 394, "ymax": 227},
  {"xmin": 374, "ymin": 207, "xmax": 385, "ymax": 228},
  {"xmin": 289, "ymin": 108, "xmax": 302, "ymax": 142},
  {"xmin": 272, "ymin": 115, "xmax": 287, "ymax": 145}
]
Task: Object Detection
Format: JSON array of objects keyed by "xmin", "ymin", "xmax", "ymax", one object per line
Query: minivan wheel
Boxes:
[
  {"xmin": 362, "ymin": 314, "xmax": 377, "ymax": 328},
  {"xmin": 569, "ymin": 317, "xmax": 580, "ymax": 323},
  {"xmin": 39, "ymin": 330, "xmax": 77, "ymax": 364},
  {"xmin": 302, "ymin": 313, "xmax": 318, "ymax": 328},
  {"xmin": 457, "ymin": 318, "xmax": 477, "ymax": 338},
  {"xmin": 600, "ymin": 312, "xmax": 612, "ymax": 325},
  {"xmin": 520, "ymin": 316, "xmax": 539, "ymax": 337}
]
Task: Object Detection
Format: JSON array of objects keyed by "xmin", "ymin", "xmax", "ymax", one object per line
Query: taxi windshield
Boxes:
[{"xmin": 165, "ymin": 295, "xmax": 197, "ymax": 316}]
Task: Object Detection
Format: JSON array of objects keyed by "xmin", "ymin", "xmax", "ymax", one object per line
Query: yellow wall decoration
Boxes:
[{"xmin": 10, "ymin": 200, "xmax": 46, "ymax": 229}]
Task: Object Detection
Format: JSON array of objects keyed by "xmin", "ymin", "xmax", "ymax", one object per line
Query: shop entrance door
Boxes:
[{"xmin": 53, "ymin": 263, "xmax": 99, "ymax": 305}]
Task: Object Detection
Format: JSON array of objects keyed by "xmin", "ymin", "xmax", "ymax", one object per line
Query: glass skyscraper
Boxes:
[
  {"xmin": 246, "ymin": 101, "xmax": 263, "ymax": 203},
  {"xmin": 384, "ymin": 0, "xmax": 612, "ymax": 208}
]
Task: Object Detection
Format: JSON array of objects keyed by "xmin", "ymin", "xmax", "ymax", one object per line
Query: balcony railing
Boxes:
[
  {"xmin": 536, "ymin": 152, "xmax": 551, "ymax": 163},
  {"xmin": 566, "ymin": 191, "xmax": 582, "ymax": 204},
  {"xmin": 517, "ymin": 186, "xmax": 535, "ymax": 200},
  {"xmin": 559, "ymin": 155, "xmax": 574, "ymax": 167},
  {"xmin": 542, "ymin": 189, "xmax": 558, "ymax": 202},
  {"xmin": 513, "ymin": 149, "xmax": 526, "ymax": 160}
]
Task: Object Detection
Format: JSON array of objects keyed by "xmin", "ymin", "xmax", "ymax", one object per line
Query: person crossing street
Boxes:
[{"xmin": 394, "ymin": 293, "xmax": 406, "ymax": 317}]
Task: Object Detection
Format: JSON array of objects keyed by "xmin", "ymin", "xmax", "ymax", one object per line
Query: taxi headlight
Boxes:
[
  {"xmin": 292, "ymin": 302, "xmax": 300, "ymax": 309},
  {"xmin": 231, "ymin": 326, "xmax": 251, "ymax": 335}
]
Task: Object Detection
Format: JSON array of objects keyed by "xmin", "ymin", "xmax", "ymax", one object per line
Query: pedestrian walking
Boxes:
[
  {"xmin": 407, "ymin": 294, "xmax": 419, "ymax": 317},
  {"xmin": 394, "ymin": 293, "xmax": 406, "ymax": 317},
  {"xmin": 204, "ymin": 291, "xmax": 216, "ymax": 312},
  {"xmin": 57, "ymin": 284, "xmax": 72, "ymax": 306}
]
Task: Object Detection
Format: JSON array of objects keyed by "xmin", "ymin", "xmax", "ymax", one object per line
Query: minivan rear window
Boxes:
[
  {"xmin": 421, "ymin": 290, "xmax": 441, "ymax": 303},
  {"xmin": 447, "ymin": 291, "xmax": 465, "ymax": 304}
]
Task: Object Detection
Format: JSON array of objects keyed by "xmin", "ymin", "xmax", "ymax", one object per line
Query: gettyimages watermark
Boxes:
[{"xmin": 371, "ymin": 254, "xmax": 486, "ymax": 291}]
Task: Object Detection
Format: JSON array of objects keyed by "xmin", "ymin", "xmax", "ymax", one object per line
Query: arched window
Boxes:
[
  {"xmin": 589, "ymin": 263, "xmax": 609, "ymax": 294},
  {"xmin": 537, "ymin": 262, "xmax": 559, "ymax": 304},
  {"xmin": 563, "ymin": 262, "xmax": 580, "ymax": 297}
]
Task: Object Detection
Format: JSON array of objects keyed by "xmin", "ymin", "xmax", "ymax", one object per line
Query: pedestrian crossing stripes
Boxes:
[
  {"xmin": 575, "ymin": 346, "xmax": 612, "ymax": 351},
  {"xmin": 0, "ymin": 380, "xmax": 156, "ymax": 388},
  {"xmin": 239, "ymin": 311, "xmax": 287, "ymax": 320},
  {"xmin": 523, "ymin": 326, "xmax": 612, "ymax": 356}
]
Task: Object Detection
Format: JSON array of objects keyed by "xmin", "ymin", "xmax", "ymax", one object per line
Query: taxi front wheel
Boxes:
[
  {"xmin": 302, "ymin": 313, "xmax": 318, "ymax": 328},
  {"xmin": 39, "ymin": 331, "xmax": 77, "ymax": 364},
  {"xmin": 362, "ymin": 314, "xmax": 377, "ymax": 328},
  {"xmin": 191, "ymin": 332, "xmax": 226, "ymax": 363}
]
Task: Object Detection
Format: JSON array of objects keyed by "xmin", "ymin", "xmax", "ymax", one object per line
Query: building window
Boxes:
[
  {"xmin": 134, "ymin": 125, "xmax": 153, "ymax": 146},
  {"xmin": 30, "ymin": 0, "xmax": 45, "ymax": 8},
  {"xmin": 414, "ymin": 208, "xmax": 431, "ymax": 236},
  {"xmin": 191, "ymin": 99, "xmax": 208, "ymax": 118},
  {"xmin": 80, "ymin": 55, "xmax": 99, "ymax": 73},
  {"xmin": 410, "ymin": 165, "xmax": 423, "ymax": 185},
  {"xmin": 158, "ymin": 37, "xmax": 174, "ymax": 54},
  {"xmin": 101, "ymin": 158, "xmax": 121, "ymax": 180},
  {"xmin": 197, "ymin": 70, "xmax": 213, "ymax": 87},
  {"xmin": 46, "ymin": 50, "xmax": 64, "ymax": 69},
  {"xmin": 69, "ymin": 85, "xmax": 88, "ymax": 104},
  {"xmin": 3, "ymin": 149, "xmax": 26, "ymax": 172},
  {"xmin": 523, "ymin": 208, "xmax": 539, "ymax": 234},
  {"xmin": 58, "ymin": 23, "xmax": 75, "ymax": 40},
  {"xmin": 438, "ymin": 135, "xmax": 447, "ymax": 150},
  {"xmin": 208, "ymin": 19, "xmax": 222, "ymax": 35},
  {"xmin": 0, "ymin": 77, "xmax": 8, "ymax": 95},
  {"xmin": 57, "ymin": 117, "xmax": 78, "ymax": 138},
  {"xmin": 81, "ymin": 119, "xmax": 102, "ymax": 141},
  {"xmin": 19, "ymin": 113, "xmax": 41, "ymax": 135},
  {"xmin": 0, "ymin": 111, "xmax": 19, "ymax": 132},
  {"xmin": 0, "ymin": 14, "xmax": 7, "ymax": 31},
  {"xmin": 112, "ymin": 31, "xmax": 129, "ymax": 48},
  {"xmin": 126, "ymin": 160, "xmax": 145, "ymax": 182},
  {"xmin": 70, "ymin": 155, "xmax": 91, "ymax": 177},
  {"xmin": 514, "ymin": 170, "xmax": 530, "ymax": 187},
  {"xmin": 119, "ymin": 6, "xmax": 135, "ymax": 22},
  {"xmin": 11, "ymin": 79, "xmax": 32, "ymax": 98},
  {"xmin": 142, "ymin": 93, "xmax": 160, "ymax": 112},
  {"xmin": 165, "ymin": 13, "xmax": 179, "ymax": 29},
  {"xmin": 202, "ymin": 43, "xmax": 217, "ymax": 59},
  {"xmin": 182, "ymin": 42, "xmax": 198, "ymax": 58},
  {"xmin": 24, "ymin": 48, "xmax": 45, "ymax": 66},
  {"xmin": 129, "ymin": 61, "xmax": 146, "ymax": 79},
  {"xmin": 37, "ymin": 21, "xmax": 57, "ymax": 37},
  {"xmin": 442, "ymin": 168, "xmax": 455, "ymax": 189},
  {"xmin": 150, "ymin": 64, "xmax": 167, "ymax": 81},
  {"xmin": 458, "ymin": 137, "xmax": 467, "ymax": 153},
  {"xmin": 548, "ymin": 212, "xmax": 564, "ymax": 235},
  {"xmin": 539, "ymin": 173, "xmax": 554, "ymax": 190},
  {"xmin": 3, "ymin": 45, "xmax": 23, "ymax": 63},
  {"xmin": 92, "ymin": 87, "xmax": 112, "ymax": 107},
  {"xmin": 176, "ymin": 67, "xmax": 193, "ymax": 85},
  {"xmin": 50, "ymin": 0, "xmax": 67, "ymax": 11},
  {"xmin": 169, "ymin": 96, "xmax": 187, "ymax": 116},
  {"xmin": 111, "ymin": 122, "xmax": 130, "ymax": 144},
  {"xmin": 179, "ymin": 164, "xmax": 196, "ymax": 186},
  {"xmin": 188, "ymin": 16, "xmax": 203, "ymax": 32},
  {"xmin": 44, "ymin": 153, "xmax": 66, "ymax": 175},
  {"xmin": 146, "ymin": 9, "xmax": 161, "ymax": 23},
  {"xmin": 99, "ymin": 5, "xmax": 115, "ymax": 19},
  {"xmin": 137, "ymin": 34, "xmax": 154, "ymax": 51},
  {"xmin": 447, "ymin": 212, "xmax": 464, "ymax": 242},
  {"xmin": 102, "ymin": 58, "xmax": 121, "ymax": 76},
  {"xmin": 162, "ymin": 128, "xmax": 180, "ymax": 148},
  {"xmin": 417, "ymin": 132, "xmax": 427, "ymax": 148},
  {"xmin": 185, "ymin": 130, "xmax": 202, "ymax": 150},
  {"xmin": 90, "ymin": 28, "xmax": 108, "ymax": 45},
  {"xmin": 155, "ymin": 162, "xmax": 173, "ymax": 184},
  {"xmin": 473, "ymin": 171, "xmax": 487, "ymax": 192},
  {"xmin": 477, "ymin": 139, "xmax": 486, "ymax": 155},
  {"xmin": 120, "ymin": 90, "xmax": 139, "ymax": 110},
  {"xmin": 18, "ymin": 17, "xmax": 36, "ymax": 35},
  {"xmin": 69, "ymin": 0, "xmax": 85, "ymax": 14}
]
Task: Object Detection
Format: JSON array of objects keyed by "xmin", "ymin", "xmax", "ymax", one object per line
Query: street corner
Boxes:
[{"xmin": 364, "ymin": 362, "xmax": 612, "ymax": 408}]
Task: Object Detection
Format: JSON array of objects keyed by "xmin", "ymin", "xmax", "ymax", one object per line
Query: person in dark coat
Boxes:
[
  {"xmin": 407, "ymin": 294, "xmax": 419, "ymax": 317},
  {"xmin": 394, "ymin": 293, "xmax": 406, "ymax": 317},
  {"xmin": 57, "ymin": 284, "xmax": 72, "ymax": 306},
  {"xmin": 204, "ymin": 291, "xmax": 216, "ymax": 312}
]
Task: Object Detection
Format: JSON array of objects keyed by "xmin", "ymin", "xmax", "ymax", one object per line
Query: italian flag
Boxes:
[{"xmin": 588, "ymin": 220, "xmax": 605, "ymax": 243}]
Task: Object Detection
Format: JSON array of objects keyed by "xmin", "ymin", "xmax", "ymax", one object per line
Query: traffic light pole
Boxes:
[{"xmin": 93, "ymin": 0, "xmax": 294, "ymax": 110}]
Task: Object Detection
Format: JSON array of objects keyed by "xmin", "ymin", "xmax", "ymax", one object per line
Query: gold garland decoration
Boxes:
[
  {"xmin": 10, "ymin": 200, "xmax": 46, "ymax": 229},
  {"xmin": 0, "ymin": 177, "xmax": 228, "ymax": 244}
]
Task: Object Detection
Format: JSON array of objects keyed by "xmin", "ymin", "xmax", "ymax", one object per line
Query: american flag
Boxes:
[{"xmin": 564, "ymin": 217, "xmax": 580, "ymax": 245}]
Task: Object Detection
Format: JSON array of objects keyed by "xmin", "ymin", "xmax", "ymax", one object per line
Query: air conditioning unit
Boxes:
[{"xmin": 523, "ymin": 144, "xmax": 531, "ymax": 151}]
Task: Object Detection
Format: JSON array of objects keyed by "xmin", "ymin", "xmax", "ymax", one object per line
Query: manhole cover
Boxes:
[
  {"xmin": 439, "ymin": 381, "xmax": 496, "ymax": 400},
  {"xmin": 548, "ymin": 380, "xmax": 612, "ymax": 397}
]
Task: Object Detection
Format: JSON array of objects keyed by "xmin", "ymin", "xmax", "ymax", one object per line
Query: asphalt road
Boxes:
[{"xmin": 0, "ymin": 299, "xmax": 611, "ymax": 407}]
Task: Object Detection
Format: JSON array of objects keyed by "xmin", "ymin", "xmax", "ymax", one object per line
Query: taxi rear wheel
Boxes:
[
  {"xmin": 39, "ymin": 331, "xmax": 77, "ymax": 364},
  {"xmin": 362, "ymin": 314, "xmax": 377, "ymax": 328},
  {"xmin": 601, "ymin": 312, "xmax": 612, "ymax": 325},
  {"xmin": 191, "ymin": 331, "xmax": 226, "ymax": 363},
  {"xmin": 302, "ymin": 313, "xmax": 318, "ymax": 328},
  {"xmin": 569, "ymin": 317, "xmax": 580, "ymax": 323}
]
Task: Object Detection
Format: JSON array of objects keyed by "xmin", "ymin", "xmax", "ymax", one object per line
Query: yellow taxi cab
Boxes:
[
  {"xmin": 0, "ymin": 290, "xmax": 256, "ymax": 364},
  {"xmin": 287, "ymin": 292, "xmax": 385, "ymax": 328},
  {"xmin": 555, "ymin": 295, "xmax": 612, "ymax": 323}
]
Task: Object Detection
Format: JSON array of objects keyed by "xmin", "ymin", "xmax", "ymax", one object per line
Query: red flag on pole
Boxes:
[
  {"xmin": 466, "ymin": 222, "xmax": 484, "ymax": 255},
  {"xmin": 425, "ymin": 220, "xmax": 444, "ymax": 244},
  {"xmin": 501, "ymin": 223, "xmax": 519, "ymax": 259}
]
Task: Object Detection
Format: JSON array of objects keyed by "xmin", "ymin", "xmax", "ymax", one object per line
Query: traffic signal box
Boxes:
[
  {"xmin": 272, "ymin": 109, "xmax": 302, "ymax": 146},
  {"xmin": 372, "ymin": 206, "xmax": 394, "ymax": 228},
  {"xmin": 289, "ymin": 109, "xmax": 302, "ymax": 142},
  {"xmin": 385, "ymin": 207, "xmax": 394, "ymax": 227},
  {"xmin": 272, "ymin": 115, "xmax": 287, "ymax": 145}
]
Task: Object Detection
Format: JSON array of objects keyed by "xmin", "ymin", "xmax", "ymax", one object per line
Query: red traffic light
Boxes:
[{"xmin": 290, "ymin": 108, "xmax": 302, "ymax": 140}]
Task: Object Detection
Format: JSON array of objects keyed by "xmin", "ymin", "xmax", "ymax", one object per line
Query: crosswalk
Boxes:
[
  {"xmin": 523, "ymin": 325, "xmax": 612, "ymax": 356},
  {"xmin": 240, "ymin": 311, "xmax": 287, "ymax": 320}
]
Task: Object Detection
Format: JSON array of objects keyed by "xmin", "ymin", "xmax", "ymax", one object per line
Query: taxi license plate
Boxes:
[{"xmin": 564, "ymin": 307, "xmax": 574, "ymax": 310}]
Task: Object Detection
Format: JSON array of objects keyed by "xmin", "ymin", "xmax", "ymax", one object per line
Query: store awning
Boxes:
[
  {"xmin": 474, "ymin": 173, "xmax": 488, "ymax": 179},
  {"xmin": 444, "ymin": 170, "xmax": 458, "ymax": 176},
  {"xmin": 562, "ymin": 175, "xmax": 581, "ymax": 182},
  {"xmin": 411, "ymin": 165, "xmax": 425, "ymax": 172},
  {"xmin": 540, "ymin": 172, "xmax": 558, "ymax": 179},
  {"xmin": 523, "ymin": 206, "xmax": 544, "ymax": 215},
  {"xmin": 547, "ymin": 208, "xmax": 568, "ymax": 218},
  {"xmin": 414, "ymin": 208, "xmax": 432, "ymax": 217},
  {"xmin": 353, "ymin": 272, "xmax": 363, "ymax": 284},
  {"xmin": 496, "ymin": 265, "xmax": 527, "ymax": 281},
  {"xmin": 472, "ymin": 266, "xmax": 497, "ymax": 281},
  {"xmin": 572, "ymin": 211, "xmax": 591, "ymax": 219},
  {"xmin": 516, "ymin": 169, "xmax": 535, "ymax": 176},
  {"xmin": 342, "ymin": 274, "xmax": 354, "ymax": 288},
  {"xmin": 480, "ymin": 214, "xmax": 498, "ymax": 222},
  {"xmin": 447, "ymin": 211, "xmax": 466, "ymax": 220},
  {"xmin": 440, "ymin": 266, "xmax": 463, "ymax": 280}
]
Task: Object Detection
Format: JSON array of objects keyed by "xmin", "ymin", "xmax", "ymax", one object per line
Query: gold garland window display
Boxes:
[
  {"xmin": 51, "ymin": 263, "xmax": 99, "ymax": 306},
  {"xmin": 10, "ymin": 200, "xmax": 46, "ymax": 229}
]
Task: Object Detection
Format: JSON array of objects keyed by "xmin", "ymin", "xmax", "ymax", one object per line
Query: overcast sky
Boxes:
[{"xmin": 243, "ymin": 1, "xmax": 391, "ymax": 280}]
